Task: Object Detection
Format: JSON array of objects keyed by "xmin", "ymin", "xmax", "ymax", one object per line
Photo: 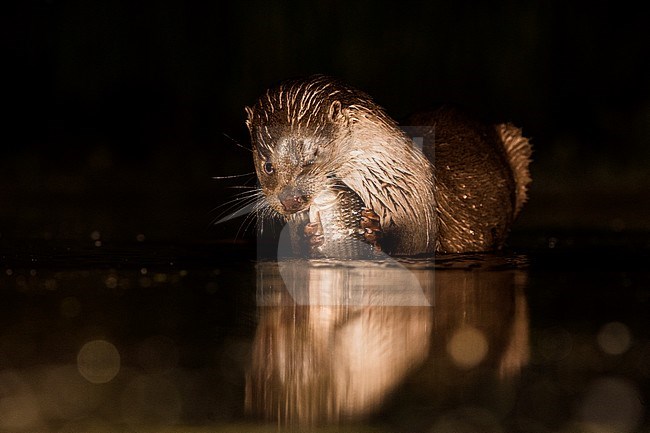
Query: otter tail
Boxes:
[{"xmin": 496, "ymin": 124, "xmax": 532, "ymax": 216}]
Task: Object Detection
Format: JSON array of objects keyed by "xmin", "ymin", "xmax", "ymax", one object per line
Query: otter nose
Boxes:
[{"xmin": 278, "ymin": 187, "xmax": 307, "ymax": 213}]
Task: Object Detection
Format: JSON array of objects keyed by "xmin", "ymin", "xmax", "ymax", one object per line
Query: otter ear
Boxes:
[
  {"xmin": 244, "ymin": 106, "xmax": 254, "ymax": 129},
  {"xmin": 328, "ymin": 100, "xmax": 344, "ymax": 121}
]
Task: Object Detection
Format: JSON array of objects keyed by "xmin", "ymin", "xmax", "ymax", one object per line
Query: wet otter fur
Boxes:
[{"xmin": 245, "ymin": 75, "xmax": 531, "ymax": 255}]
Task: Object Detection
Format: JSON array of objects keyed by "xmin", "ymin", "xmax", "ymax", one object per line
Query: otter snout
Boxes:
[{"xmin": 278, "ymin": 187, "xmax": 309, "ymax": 213}]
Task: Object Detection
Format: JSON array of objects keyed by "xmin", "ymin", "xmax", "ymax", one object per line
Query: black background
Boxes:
[
  {"xmin": 3, "ymin": 0, "xmax": 649, "ymax": 244},
  {"xmin": 1, "ymin": 4, "xmax": 649, "ymax": 430}
]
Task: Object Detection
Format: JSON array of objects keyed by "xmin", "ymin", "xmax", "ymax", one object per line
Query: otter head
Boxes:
[
  {"xmin": 245, "ymin": 76, "xmax": 439, "ymax": 254},
  {"xmin": 245, "ymin": 76, "xmax": 351, "ymax": 217}
]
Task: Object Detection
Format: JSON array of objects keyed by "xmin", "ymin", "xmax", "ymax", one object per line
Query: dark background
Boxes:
[
  {"xmin": 3, "ymin": 0, "xmax": 649, "ymax": 245},
  {"xmin": 1, "ymin": 4, "xmax": 649, "ymax": 430}
]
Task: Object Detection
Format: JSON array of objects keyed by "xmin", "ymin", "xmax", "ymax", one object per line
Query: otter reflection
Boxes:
[{"xmin": 246, "ymin": 257, "xmax": 529, "ymax": 426}]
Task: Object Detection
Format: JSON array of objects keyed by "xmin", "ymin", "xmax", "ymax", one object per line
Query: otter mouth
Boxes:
[
  {"xmin": 279, "ymin": 202, "xmax": 311, "ymax": 216},
  {"xmin": 278, "ymin": 188, "xmax": 311, "ymax": 214}
]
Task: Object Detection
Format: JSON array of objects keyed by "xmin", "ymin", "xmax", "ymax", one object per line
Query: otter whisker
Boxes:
[
  {"xmin": 224, "ymin": 188, "xmax": 265, "ymax": 199},
  {"xmin": 235, "ymin": 201, "xmax": 262, "ymax": 239},
  {"xmin": 222, "ymin": 132, "xmax": 252, "ymax": 152},
  {"xmin": 210, "ymin": 189, "xmax": 264, "ymax": 214},
  {"xmin": 234, "ymin": 196, "xmax": 284, "ymax": 240},
  {"xmin": 212, "ymin": 172, "xmax": 255, "ymax": 180},
  {"xmin": 211, "ymin": 191, "xmax": 265, "ymax": 225},
  {"xmin": 212, "ymin": 201, "xmax": 257, "ymax": 226}
]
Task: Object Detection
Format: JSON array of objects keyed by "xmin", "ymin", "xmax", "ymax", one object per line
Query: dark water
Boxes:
[{"xmin": 1, "ymin": 233, "xmax": 649, "ymax": 433}]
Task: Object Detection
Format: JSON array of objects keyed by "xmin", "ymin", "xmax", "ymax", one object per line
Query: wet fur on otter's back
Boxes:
[{"xmin": 246, "ymin": 75, "xmax": 531, "ymax": 254}]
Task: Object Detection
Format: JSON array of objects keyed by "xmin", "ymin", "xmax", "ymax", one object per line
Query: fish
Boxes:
[{"xmin": 288, "ymin": 184, "xmax": 378, "ymax": 260}]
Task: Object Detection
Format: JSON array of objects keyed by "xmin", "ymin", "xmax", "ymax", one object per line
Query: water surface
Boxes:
[{"xmin": 1, "ymin": 235, "xmax": 648, "ymax": 432}]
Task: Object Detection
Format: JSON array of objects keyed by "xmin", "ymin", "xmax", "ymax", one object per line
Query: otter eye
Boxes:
[
  {"xmin": 263, "ymin": 161, "xmax": 274, "ymax": 175},
  {"xmin": 303, "ymin": 148, "xmax": 319, "ymax": 167}
]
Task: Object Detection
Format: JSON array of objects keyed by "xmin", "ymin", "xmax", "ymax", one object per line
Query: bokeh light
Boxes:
[
  {"xmin": 578, "ymin": 377, "xmax": 643, "ymax": 433},
  {"xmin": 60, "ymin": 296, "xmax": 82, "ymax": 318},
  {"xmin": 104, "ymin": 274, "xmax": 118, "ymax": 289},
  {"xmin": 77, "ymin": 340, "xmax": 121, "ymax": 384},
  {"xmin": 0, "ymin": 370, "xmax": 41, "ymax": 431},
  {"xmin": 597, "ymin": 322, "xmax": 632, "ymax": 355},
  {"xmin": 40, "ymin": 365, "xmax": 103, "ymax": 420},
  {"xmin": 447, "ymin": 326, "xmax": 489, "ymax": 369}
]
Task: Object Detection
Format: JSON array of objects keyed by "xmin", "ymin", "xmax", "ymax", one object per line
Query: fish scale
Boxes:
[{"xmin": 308, "ymin": 185, "xmax": 377, "ymax": 259}]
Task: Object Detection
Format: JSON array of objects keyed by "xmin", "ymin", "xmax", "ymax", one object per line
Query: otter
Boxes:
[{"xmin": 245, "ymin": 75, "xmax": 531, "ymax": 255}]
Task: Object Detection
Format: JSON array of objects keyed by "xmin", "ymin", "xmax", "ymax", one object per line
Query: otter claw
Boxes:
[
  {"xmin": 304, "ymin": 222, "xmax": 325, "ymax": 248},
  {"xmin": 304, "ymin": 221, "xmax": 322, "ymax": 237},
  {"xmin": 360, "ymin": 208, "xmax": 380, "ymax": 224},
  {"xmin": 309, "ymin": 234, "xmax": 325, "ymax": 247},
  {"xmin": 364, "ymin": 227, "xmax": 381, "ymax": 242},
  {"xmin": 360, "ymin": 208, "xmax": 382, "ymax": 251}
]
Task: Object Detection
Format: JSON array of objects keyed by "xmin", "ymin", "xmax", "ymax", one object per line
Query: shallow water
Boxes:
[{"xmin": 0, "ymin": 235, "xmax": 649, "ymax": 432}]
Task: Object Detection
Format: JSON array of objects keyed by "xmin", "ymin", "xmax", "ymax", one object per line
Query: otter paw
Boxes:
[
  {"xmin": 360, "ymin": 208, "xmax": 382, "ymax": 251},
  {"xmin": 304, "ymin": 221, "xmax": 324, "ymax": 247}
]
